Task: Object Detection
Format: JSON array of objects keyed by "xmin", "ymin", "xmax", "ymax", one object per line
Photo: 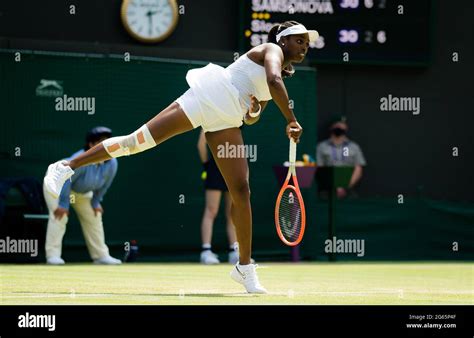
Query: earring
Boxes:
[{"xmin": 281, "ymin": 43, "xmax": 285, "ymax": 46}]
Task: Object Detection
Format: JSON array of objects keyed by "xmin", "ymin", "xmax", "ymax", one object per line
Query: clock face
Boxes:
[{"xmin": 121, "ymin": 0, "xmax": 179, "ymax": 43}]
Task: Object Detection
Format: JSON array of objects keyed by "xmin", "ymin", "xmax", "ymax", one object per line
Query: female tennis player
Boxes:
[{"xmin": 45, "ymin": 21, "xmax": 318, "ymax": 294}]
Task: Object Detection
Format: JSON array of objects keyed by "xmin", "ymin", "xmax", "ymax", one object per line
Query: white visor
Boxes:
[{"xmin": 276, "ymin": 24, "xmax": 319, "ymax": 43}]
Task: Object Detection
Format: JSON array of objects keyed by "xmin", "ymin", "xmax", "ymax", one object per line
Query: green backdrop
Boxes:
[
  {"xmin": 1, "ymin": 50, "xmax": 472, "ymax": 262},
  {"xmin": 0, "ymin": 50, "xmax": 318, "ymax": 261}
]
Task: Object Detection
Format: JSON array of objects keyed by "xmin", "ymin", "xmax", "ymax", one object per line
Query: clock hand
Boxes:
[{"xmin": 148, "ymin": 13, "xmax": 153, "ymax": 36}]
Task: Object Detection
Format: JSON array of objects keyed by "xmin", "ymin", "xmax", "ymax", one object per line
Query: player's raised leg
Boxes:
[
  {"xmin": 71, "ymin": 102, "xmax": 193, "ymax": 169},
  {"xmin": 44, "ymin": 102, "xmax": 194, "ymax": 198},
  {"xmin": 205, "ymin": 127, "xmax": 266, "ymax": 294}
]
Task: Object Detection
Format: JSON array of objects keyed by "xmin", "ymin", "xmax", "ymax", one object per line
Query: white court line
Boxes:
[
  {"xmin": 2, "ymin": 293, "xmax": 116, "ymax": 299},
  {"xmin": 260, "ymin": 289, "xmax": 474, "ymax": 297},
  {"xmin": 1, "ymin": 291, "xmax": 227, "ymax": 299},
  {"xmin": 265, "ymin": 291, "xmax": 402, "ymax": 297},
  {"xmin": 2, "ymin": 289, "xmax": 472, "ymax": 299},
  {"xmin": 298, "ymin": 290, "xmax": 473, "ymax": 295}
]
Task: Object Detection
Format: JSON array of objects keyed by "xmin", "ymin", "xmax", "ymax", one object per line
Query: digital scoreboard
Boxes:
[{"xmin": 240, "ymin": 0, "xmax": 433, "ymax": 65}]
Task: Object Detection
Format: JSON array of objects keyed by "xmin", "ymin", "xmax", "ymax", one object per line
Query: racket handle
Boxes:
[{"xmin": 289, "ymin": 138, "xmax": 297, "ymax": 163}]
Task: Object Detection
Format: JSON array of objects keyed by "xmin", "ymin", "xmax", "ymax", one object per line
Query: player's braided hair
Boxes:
[{"xmin": 267, "ymin": 21, "xmax": 301, "ymax": 44}]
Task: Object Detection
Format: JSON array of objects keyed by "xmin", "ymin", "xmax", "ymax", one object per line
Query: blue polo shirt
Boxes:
[{"xmin": 58, "ymin": 149, "xmax": 118, "ymax": 210}]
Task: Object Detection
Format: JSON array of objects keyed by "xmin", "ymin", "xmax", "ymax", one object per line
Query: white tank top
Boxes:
[{"xmin": 225, "ymin": 54, "xmax": 272, "ymax": 110}]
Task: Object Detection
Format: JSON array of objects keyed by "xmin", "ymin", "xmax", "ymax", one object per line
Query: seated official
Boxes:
[{"xmin": 316, "ymin": 116, "xmax": 366, "ymax": 198}]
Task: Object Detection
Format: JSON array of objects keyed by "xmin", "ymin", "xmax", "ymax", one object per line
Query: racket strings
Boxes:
[{"xmin": 278, "ymin": 187, "xmax": 303, "ymax": 243}]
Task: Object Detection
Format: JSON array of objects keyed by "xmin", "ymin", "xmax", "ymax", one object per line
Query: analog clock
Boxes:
[{"xmin": 121, "ymin": 0, "xmax": 179, "ymax": 43}]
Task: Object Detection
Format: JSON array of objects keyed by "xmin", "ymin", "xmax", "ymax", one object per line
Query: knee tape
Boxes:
[{"xmin": 103, "ymin": 124, "xmax": 156, "ymax": 157}]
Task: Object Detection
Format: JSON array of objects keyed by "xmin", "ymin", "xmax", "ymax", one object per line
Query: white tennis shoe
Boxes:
[
  {"xmin": 230, "ymin": 263, "xmax": 267, "ymax": 294},
  {"xmin": 46, "ymin": 257, "xmax": 65, "ymax": 265},
  {"xmin": 44, "ymin": 160, "xmax": 74, "ymax": 199},
  {"xmin": 93, "ymin": 256, "xmax": 122, "ymax": 265},
  {"xmin": 200, "ymin": 250, "xmax": 220, "ymax": 264}
]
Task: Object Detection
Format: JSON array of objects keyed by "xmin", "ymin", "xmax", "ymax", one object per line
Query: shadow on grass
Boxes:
[{"xmin": 7, "ymin": 291, "xmax": 259, "ymax": 298}]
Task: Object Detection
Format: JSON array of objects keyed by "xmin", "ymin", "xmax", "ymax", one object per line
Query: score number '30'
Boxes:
[
  {"xmin": 340, "ymin": 0, "xmax": 387, "ymax": 9},
  {"xmin": 339, "ymin": 30, "xmax": 387, "ymax": 44}
]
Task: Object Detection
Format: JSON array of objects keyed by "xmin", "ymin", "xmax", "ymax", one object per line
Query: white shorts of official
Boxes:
[{"xmin": 175, "ymin": 63, "xmax": 245, "ymax": 133}]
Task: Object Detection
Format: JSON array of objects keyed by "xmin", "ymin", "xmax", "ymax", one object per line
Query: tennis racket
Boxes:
[{"xmin": 275, "ymin": 137, "xmax": 306, "ymax": 246}]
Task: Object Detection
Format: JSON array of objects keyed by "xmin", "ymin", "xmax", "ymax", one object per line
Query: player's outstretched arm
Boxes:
[
  {"xmin": 263, "ymin": 44, "xmax": 302, "ymax": 142},
  {"xmin": 263, "ymin": 44, "xmax": 296, "ymax": 124}
]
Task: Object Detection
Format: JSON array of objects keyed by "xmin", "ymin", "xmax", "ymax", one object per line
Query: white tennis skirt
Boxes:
[{"xmin": 175, "ymin": 63, "xmax": 245, "ymax": 132}]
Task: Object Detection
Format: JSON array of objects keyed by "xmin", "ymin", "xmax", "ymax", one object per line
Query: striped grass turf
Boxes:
[{"xmin": 1, "ymin": 262, "xmax": 472, "ymax": 305}]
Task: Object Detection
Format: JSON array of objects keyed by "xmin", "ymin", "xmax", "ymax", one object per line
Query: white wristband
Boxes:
[{"xmin": 248, "ymin": 103, "xmax": 261, "ymax": 118}]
